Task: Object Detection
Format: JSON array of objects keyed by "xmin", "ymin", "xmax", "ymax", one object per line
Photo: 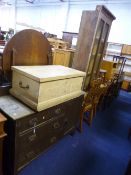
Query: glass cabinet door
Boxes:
[
  {"xmin": 92, "ymin": 23, "xmax": 110, "ymax": 78},
  {"xmin": 84, "ymin": 21, "xmax": 110, "ymax": 89},
  {"xmin": 84, "ymin": 19, "xmax": 104, "ymax": 89}
]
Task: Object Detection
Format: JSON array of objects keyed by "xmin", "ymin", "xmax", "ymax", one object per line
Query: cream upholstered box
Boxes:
[{"xmin": 10, "ymin": 65, "xmax": 85, "ymax": 111}]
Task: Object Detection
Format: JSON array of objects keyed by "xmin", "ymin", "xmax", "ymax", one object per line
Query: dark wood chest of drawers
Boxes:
[{"xmin": 0, "ymin": 95, "xmax": 83, "ymax": 175}]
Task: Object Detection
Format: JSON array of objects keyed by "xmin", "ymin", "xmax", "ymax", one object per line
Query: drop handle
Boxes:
[
  {"xmin": 55, "ymin": 108, "xmax": 61, "ymax": 114},
  {"xmin": 50, "ymin": 136, "xmax": 57, "ymax": 143},
  {"xmin": 53, "ymin": 122, "xmax": 60, "ymax": 129},
  {"xmin": 28, "ymin": 134, "xmax": 36, "ymax": 142},
  {"xmin": 29, "ymin": 118, "xmax": 38, "ymax": 126},
  {"xmin": 19, "ymin": 81, "xmax": 29, "ymax": 89}
]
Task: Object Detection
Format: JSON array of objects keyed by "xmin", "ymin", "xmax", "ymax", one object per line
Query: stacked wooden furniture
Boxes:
[
  {"xmin": 53, "ymin": 49, "xmax": 75, "ymax": 67},
  {"xmin": 47, "ymin": 37, "xmax": 74, "ymax": 67},
  {"xmin": 0, "ymin": 113, "xmax": 7, "ymax": 175},
  {"xmin": 72, "ymin": 5, "xmax": 115, "ymax": 90},
  {"xmin": 47, "ymin": 38, "xmax": 69, "ymax": 49},
  {"xmin": 0, "ymin": 29, "xmax": 85, "ymax": 175}
]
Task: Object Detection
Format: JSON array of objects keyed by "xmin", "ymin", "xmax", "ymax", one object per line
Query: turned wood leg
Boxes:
[
  {"xmin": 88, "ymin": 108, "xmax": 94, "ymax": 126},
  {"xmin": 79, "ymin": 110, "xmax": 84, "ymax": 132}
]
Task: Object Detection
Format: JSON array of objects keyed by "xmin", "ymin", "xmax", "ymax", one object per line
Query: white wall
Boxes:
[
  {"xmin": 0, "ymin": 1, "xmax": 131, "ymax": 44},
  {"xmin": 106, "ymin": 3, "xmax": 131, "ymax": 44},
  {"xmin": 0, "ymin": 6, "xmax": 15, "ymax": 31}
]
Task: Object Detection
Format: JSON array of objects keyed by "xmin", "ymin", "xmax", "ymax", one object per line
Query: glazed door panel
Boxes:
[
  {"xmin": 84, "ymin": 19, "xmax": 104, "ymax": 88},
  {"xmin": 93, "ymin": 22, "xmax": 110, "ymax": 78}
]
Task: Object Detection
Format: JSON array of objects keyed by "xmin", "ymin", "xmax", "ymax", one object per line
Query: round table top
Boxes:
[
  {"xmin": 2, "ymin": 29, "xmax": 52, "ymax": 81},
  {"xmin": 2, "ymin": 29, "xmax": 52, "ymax": 71}
]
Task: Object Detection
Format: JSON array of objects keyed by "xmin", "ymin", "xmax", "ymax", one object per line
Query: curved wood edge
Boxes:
[
  {"xmin": 2, "ymin": 29, "xmax": 53, "ymax": 82},
  {"xmin": 0, "ymin": 113, "xmax": 7, "ymax": 122},
  {"xmin": 0, "ymin": 133, "xmax": 7, "ymax": 139}
]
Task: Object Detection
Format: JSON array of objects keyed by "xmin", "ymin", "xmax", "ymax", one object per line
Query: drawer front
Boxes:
[
  {"xmin": 62, "ymin": 95, "xmax": 83, "ymax": 135},
  {"xmin": 16, "ymin": 117, "xmax": 67, "ymax": 169},
  {"xmin": 16, "ymin": 103, "xmax": 66, "ymax": 134}
]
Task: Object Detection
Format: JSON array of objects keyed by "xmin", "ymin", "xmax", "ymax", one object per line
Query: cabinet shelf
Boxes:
[{"xmin": 104, "ymin": 43, "xmax": 131, "ymax": 91}]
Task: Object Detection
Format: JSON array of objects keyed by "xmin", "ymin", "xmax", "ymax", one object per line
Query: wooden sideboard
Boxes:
[
  {"xmin": 1, "ymin": 95, "xmax": 83, "ymax": 175},
  {"xmin": 0, "ymin": 113, "xmax": 7, "ymax": 175}
]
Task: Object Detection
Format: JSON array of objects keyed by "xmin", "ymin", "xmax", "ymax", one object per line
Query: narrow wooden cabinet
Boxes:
[
  {"xmin": 72, "ymin": 5, "xmax": 115, "ymax": 89},
  {"xmin": 0, "ymin": 113, "xmax": 7, "ymax": 175}
]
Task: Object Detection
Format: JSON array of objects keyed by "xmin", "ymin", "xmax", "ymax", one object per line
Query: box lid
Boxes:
[{"xmin": 12, "ymin": 65, "xmax": 86, "ymax": 82}]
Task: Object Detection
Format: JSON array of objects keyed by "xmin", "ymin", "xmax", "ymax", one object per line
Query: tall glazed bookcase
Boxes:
[{"xmin": 72, "ymin": 5, "xmax": 115, "ymax": 90}]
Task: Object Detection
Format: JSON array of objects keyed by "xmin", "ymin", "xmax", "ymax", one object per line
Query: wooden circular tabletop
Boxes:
[{"xmin": 2, "ymin": 29, "xmax": 52, "ymax": 76}]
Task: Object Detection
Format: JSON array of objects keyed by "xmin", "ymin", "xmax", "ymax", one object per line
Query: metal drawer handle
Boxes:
[
  {"xmin": 26, "ymin": 151, "xmax": 35, "ymax": 158},
  {"xmin": 29, "ymin": 118, "xmax": 38, "ymax": 126},
  {"xmin": 29, "ymin": 134, "xmax": 36, "ymax": 142},
  {"xmin": 50, "ymin": 136, "xmax": 57, "ymax": 143},
  {"xmin": 53, "ymin": 122, "xmax": 60, "ymax": 129},
  {"xmin": 55, "ymin": 108, "xmax": 61, "ymax": 114},
  {"xmin": 19, "ymin": 81, "xmax": 29, "ymax": 89}
]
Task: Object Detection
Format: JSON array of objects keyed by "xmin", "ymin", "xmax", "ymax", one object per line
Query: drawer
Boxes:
[
  {"xmin": 16, "ymin": 117, "xmax": 66, "ymax": 169},
  {"xmin": 66, "ymin": 95, "xmax": 83, "ymax": 122},
  {"xmin": 16, "ymin": 103, "xmax": 66, "ymax": 133},
  {"xmin": 62, "ymin": 95, "xmax": 83, "ymax": 135}
]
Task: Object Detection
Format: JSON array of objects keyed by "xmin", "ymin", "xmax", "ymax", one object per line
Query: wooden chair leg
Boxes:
[
  {"xmin": 94, "ymin": 104, "xmax": 97, "ymax": 116},
  {"xmin": 88, "ymin": 108, "xmax": 94, "ymax": 126},
  {"xmin": 79, "ymin": 110, "xmax": 84, "ymax": 132}
]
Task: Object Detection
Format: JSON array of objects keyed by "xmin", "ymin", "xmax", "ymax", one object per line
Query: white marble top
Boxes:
[
  {"xmin": 11, "ymin": 65, "xmax": 86, "ymax": 82},
  {"xmin": 0, "ymin": 95, "xmax": 34, "ymax": 120}
]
